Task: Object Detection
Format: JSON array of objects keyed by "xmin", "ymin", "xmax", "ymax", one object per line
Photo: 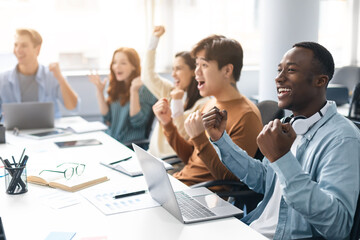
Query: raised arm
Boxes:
[
  {"xmin": 260, "ymin": 119, "xmax": 360, "ymax": 238},
  {"xmin": 186, "ymin": 109, "xmax": 238, "ymax": 181},
  {"xmin": 49, "ymin": 63, "xmax": 78, "ymax": 110},
  {"xmin": 88, "ymin": 73, "xmax": 109, "ymax": 116},
  {"xmin": 142, "ymin": 25, "xmax": 173, "ymax": 99},
  {"xmin": 202, "ymin": 107, "xmax": 267, "ymax": 192},
  {"xmin": 129, "ymin": 76, "xmax": 142, "ymax": 116},
  {"xmin": 153, "ymin": 98, "xmax": 194, "ymax": 163}
]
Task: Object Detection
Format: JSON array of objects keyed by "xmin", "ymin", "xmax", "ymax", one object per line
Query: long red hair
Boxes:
[{"xmin": 106, "ymin": 47, "xmax": 141, "ymax": 106}]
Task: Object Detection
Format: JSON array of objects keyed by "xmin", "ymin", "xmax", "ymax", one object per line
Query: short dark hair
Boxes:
[
  {"xmin": 175, "ymin": 51, "xmax": 202, "ymax": 111},
  {"xmin": 191, "ymin": 35, "xmax": 243, "ymax": 81},
  {"xmin": 293, "ymin": 42, "xmax": 335, "ymax": 81}
]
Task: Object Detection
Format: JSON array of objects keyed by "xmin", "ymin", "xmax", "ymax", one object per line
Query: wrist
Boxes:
[
  {"xmin": 210, "ymin": 131, "xmax": 224, "ymax": 142},
  {"xmin": 162, "ymin": 119, "xmax": 174, "ymax": 130},
  {"xmin": 130, "ymin": 87, "xmax": 140, "ymax": 94},
  {"xmin": 56, "ymin": 75, "xmax": 66, "ymax": 84}
]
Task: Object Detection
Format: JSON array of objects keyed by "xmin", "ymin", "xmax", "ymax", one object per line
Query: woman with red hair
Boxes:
[{"xmin": 89, "ymin": 47, "xmax": 156, "ymax": 143}]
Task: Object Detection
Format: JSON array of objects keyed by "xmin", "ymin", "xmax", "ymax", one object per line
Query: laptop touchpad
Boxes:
[{"xmin": 193, "ymin": 194, "xmax": 228, "ymax": 209}]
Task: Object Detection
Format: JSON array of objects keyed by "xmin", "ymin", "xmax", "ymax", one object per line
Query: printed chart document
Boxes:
[{"xmin": 81, "ymin": 184, "xmax": 160, "ymax": 215}]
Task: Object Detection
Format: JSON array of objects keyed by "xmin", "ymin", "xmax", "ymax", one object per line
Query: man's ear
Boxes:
[
  {"xmin": 35, "ymin": 44, "xmax": 41, "ymax": 56},
  {"xmin": 315, "ymin": 74, "xmax": 329, "ymax": 87},
  {"xmin": 223, "ymin": 64, "xmax": 234, "ymax": 78}
]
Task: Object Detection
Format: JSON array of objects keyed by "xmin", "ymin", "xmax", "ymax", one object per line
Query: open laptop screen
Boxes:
[{"xmin": 2, "ymin": 102, "xmax": 54, "ymax": 130}]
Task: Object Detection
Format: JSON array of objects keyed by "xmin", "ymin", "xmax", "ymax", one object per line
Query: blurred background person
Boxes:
[
  {"xmin": 89, "ymin": 47, "xmax": 156, "ymax": 144},
  {"xmin": 0, "ymin": 28, "xmax": 79, "ymax": 118},
  {"xmin": 142, "ymin": 25, "xmax": 208, "ymax": 158}
]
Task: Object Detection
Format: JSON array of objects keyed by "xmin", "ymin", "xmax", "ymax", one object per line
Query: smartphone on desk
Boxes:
[
  {"xmin": 29, "ymin": 129, "xmax": 65, "ymax": 138},
  {"xmin": 55, "ymin": 139, "xmax": 102, "ymax": 148},
  {"xmin": 19, "ymin": 128, "xmax": 71, "ymax": 139}
]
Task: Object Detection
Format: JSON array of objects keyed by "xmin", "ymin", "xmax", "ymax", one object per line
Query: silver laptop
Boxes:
[
  {"xmin": 2, "ymin": 102, "xmax": 54, "ymax": 130},
  {"xmin": 132, "ymin": 143, "xmax": 243, "ymax": 224}
]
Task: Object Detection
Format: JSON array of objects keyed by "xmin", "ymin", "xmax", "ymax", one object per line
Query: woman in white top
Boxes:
[{"xmin": 143, "ymin": 26, "xmax": 209, "ymax": 158}]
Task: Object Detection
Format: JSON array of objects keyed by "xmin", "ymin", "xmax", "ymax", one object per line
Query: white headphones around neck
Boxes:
[{"xmin": 282, "ymin": 102, "xmax": 329, "ymax": 135}]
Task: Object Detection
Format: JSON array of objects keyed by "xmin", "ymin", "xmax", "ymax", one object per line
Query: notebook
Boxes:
[
  {"xmin": 132, "ymin": 143, "xmax": 243, "ymax": 224},
  {"xmin": 2, "ymin": 102, "xmax": 54, "ymax": 130}
]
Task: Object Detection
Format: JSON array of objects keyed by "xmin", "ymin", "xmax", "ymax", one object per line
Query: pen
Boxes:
[
  {"xmin": 0, "ymin": 157, "xmax": 10, "ymax": 168},
  {"xmin": 109, "ymin": 156, "xmax": 132, "ymax": 165},
  {"xmin": 18, "ymin": 148, "xmax": 26, "ymax": 166},
  {"xmin": 12, "ymin": 156, "xmax": 17, "ymax": 165},
  {"xmin": 113, "ymin": 190, "xmax": 146, "ymax": 199},
  {"xmin": 19, "ymin": 155, "xmax": 28, "ymax": 167}
]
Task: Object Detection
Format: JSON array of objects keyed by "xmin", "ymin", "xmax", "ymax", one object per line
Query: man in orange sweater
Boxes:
[{"xmin": 152, "ymin": 35, "xmax": 262, "ymax": 189}]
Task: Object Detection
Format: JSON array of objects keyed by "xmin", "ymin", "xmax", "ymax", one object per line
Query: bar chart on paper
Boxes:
[{"xmin": 81, "ymin": 186, "xmax": 160, "ymax": 215}]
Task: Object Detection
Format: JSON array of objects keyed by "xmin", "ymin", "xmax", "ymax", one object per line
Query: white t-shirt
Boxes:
[
  {"xmin": 249, "ymin": 135, "xmax": 302, "ymax": 239},
  {"xmin": 171, "ymin": 92, "xmax": 187, "ymax": 118}
]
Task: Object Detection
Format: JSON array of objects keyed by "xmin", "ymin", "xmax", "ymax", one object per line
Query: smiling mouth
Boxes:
[
  {"xmin": 278, "ymin": 87, "xmax": 291, "ymax": 95},
  {"xmin": 197, "ymin": 81, "xmax": 205, "ymax": 89}
]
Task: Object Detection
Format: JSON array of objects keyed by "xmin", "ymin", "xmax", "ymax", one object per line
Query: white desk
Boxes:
[{"xmin": 0, "ymin": 123, "xmax": 267, "ymax": 240}]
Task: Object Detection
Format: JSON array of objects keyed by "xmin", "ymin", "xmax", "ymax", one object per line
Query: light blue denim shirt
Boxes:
[
  {"xmin": 0, "ymin": 64, "xmax": 79, "ymax": 118},
  {"xmin": 212, "ymin": 101, "xmax": 360, "ymax": 239}
]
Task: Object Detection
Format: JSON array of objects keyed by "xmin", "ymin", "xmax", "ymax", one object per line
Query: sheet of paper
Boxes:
[
  {"xmin": 44, "ymin": 231, "xmax": 76, "ymax": 240},
  {"xmin": 68, "ymin": 121, "xmax": 108, "ymax": 133},
  {"xmin": 81, "ymin": 185, "xmax": 159, "ymax": 215},
  {"xmin": 78, "ymin": 236, "xmax": 108, "ymax": 240},
  {"xmin": 39, "ymin": 190, "xmax": 82, "ymax": 209}
]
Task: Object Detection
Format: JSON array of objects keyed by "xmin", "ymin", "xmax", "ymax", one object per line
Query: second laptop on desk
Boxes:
[
  {"xmin": 2, "ymin": 102, "xmax": 54, "ymax": 130},
  {"xmin": 132, "ymin": 143, "xmax": 243, "ymax": 224}
]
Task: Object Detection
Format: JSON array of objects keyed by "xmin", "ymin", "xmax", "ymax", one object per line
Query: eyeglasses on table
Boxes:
[{"xmin": 39, "ymin": 162, "xmax": 86, "ymax": 180}]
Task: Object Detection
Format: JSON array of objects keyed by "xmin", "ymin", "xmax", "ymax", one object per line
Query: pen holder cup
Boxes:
[{"xmin": 4, "ymin": 164, "xmax": 28, "ymax": 194}]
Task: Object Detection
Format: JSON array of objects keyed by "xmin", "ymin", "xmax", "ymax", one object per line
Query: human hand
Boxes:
[
  {"xmin": 49, "ymin": 62, "xmax": 63, "ymax": 80},
  {"xmin": 152, "ymin": 98, "xmax": 172, "ymax": 125},
  {"xmin": 184, "ymin": 111, "xmax": 205, "ymax": 139},
  {"xmin": 130, "ymin": 76, "xmax": 143, "ymax": 93},
  {"xmin": 153, "ymin": 26, "xmax": 165, "ymax": 38},
  {"xmin": 256, "ymin": 119, "xmax": 296, "ymax": 162},
  {"xmin": 88, "ymin": 73, "xmax": 108, "ymax": 94},
  {"xmin": 170, "ymin": 88, "xmax": 185, "ymax": 100},
  {"xmin": 202, "ymin": 106, "xmax": 227, "ymax": 141}
]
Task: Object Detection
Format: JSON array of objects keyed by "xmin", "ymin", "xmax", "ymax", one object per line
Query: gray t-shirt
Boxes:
[{"xmin": 18, "ymin": 72, "xmax": 38, "ymax": 102}]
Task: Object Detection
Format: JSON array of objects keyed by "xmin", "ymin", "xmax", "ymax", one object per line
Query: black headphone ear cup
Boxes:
[{"xmin": 282, "ymin": 117, "xmax": 292, "ymax": 124}]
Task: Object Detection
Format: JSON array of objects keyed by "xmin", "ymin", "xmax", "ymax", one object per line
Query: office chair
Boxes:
[
  {"xmin": 123, "ymin": 112, "xmax": 156, "ymax": 151},
  {"xmin": 346, "ymin": 119, "xmax": 360, "ymax": 240},
  {"xmin": 326, "ymin": 84, "xmax": 349, "ymax": 106},
  {"xmin": 348, "ymin": 82, "xmax": 360, "ymax": 121},
  {"xmin": 253, "ymin": 100, "xmax": 286, "ymax": 160},
  {"xmin": 192, "ymin": 100, "xmax": 284, "ymax": 214},
  {"xmin": 332, "ymin": 66, "xmax": 360, "ymax": 96}
]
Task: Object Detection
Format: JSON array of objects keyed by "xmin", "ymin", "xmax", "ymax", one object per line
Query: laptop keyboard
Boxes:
[{"xmin": 175, "ymin": 191, "xmax": 216, "ymax": 220}]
